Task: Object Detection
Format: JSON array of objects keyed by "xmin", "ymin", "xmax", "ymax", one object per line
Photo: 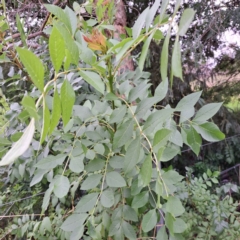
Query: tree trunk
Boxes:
[{"xmin": 114, "ymin": 0, "xmax": 134, "ymax": 73}]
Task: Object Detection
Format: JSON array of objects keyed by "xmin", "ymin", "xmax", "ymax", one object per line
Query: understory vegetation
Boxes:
[{"xmin": 0, "ymin": 0, "xmax": 240, "ymax": 239}]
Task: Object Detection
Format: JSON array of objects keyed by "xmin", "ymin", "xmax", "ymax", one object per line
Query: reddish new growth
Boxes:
[{"xmin": 83, "ymin": 29, "xmax": 107, "ymax": 53}]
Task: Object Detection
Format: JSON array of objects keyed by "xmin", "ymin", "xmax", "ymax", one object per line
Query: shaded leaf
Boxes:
[
  {"xmin": 79, "ymin": 70, "xmax": 104, "ymax": 94},
  {"xmin": 124, "ymin": 138, "xmax": 141, "ymax": 174},
  {"xmin": 142, "ymin": 209, "xmax": 157, "ymax": 232},
  {"xmin": 132, "ymin": 7, "xmax": 149, "ymax": 39},
  {"xmin": 132, "ymin": 191, "xmax": 149, "ymax": 208},
  {"xmin": 101, "ymin": 189, "xmax": 115, "ymax": 208},
  {"xmin": 160, "ymin": 30, "xmax": 170, "ymax": 82},
  {"xmin": 140, "ymin": 155, "xmax": 152, "ymax": 186},
  {"xmin": 122, "ymin": 221, "xmax": 136, "ymax": 239},
  {"xmin": 113, "ymin": 119, "xmax": 133, "ymax": 150},
  {"xmin": 36, "ymin": 154, "xmax": 66, "ymax": 169},
  {"xmin": 171, "ymin": 39, "xmax": 182, "ymax": 83},
  {"xmin": 76, "ymin": 193, "xmax": 98, "ymax": 212},
  {"xmin": 166, "ymin": 196, "xmax": 185, "ymax": 217},
  {"xmin": 106, "ymin": 171, "xmax": 126, "ymax": 188},
  {"xmin": 81, "ymin": 174, "xmax": 102, "ymax": 190},
  {"xmin": 53, "ymin": 175, "xmax": 70, "ymax": 198},
  {"xmin": 61, "ymin": 213, "xmax": 88, "ymax": 232},
  {"xmin": 139, "ymin": 32, "xmax": 154, "ymax": 71}
]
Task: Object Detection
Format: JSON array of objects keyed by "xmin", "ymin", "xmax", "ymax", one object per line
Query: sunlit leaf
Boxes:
[
  {"xmin": 0, "ymin": 119, "xmax": 35, "ymax": 166},
  {"xmin": 17, "ymin": 48, "xmax": 44, "ymax": 91},
  {"xmin": 61, "ymin": 79, "xmax": 75, "ymax": 127}
]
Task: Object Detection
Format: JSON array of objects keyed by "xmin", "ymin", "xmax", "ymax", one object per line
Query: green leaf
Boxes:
[
  {"xmin": 108, "ymin": 38, "xmax": 132, "ymax": 54},
  {"xmin": 173, "ymin": 218, "xmax": 187, "ymax": 233},
  {"xmin": 146, "ymin": 0, "xmax": 160, "ymax": 31},
  {"xmin": 41, "ymin": 185, "xmax": 53, "ymax": 212},
  {"xmin": 70, "ymin": 226, "xmax": 84, "ymax": 240},
  {"xmin": 157, "ymin": 226, "xmax": 168, "ymax": 240},
  {"xmin": 69, "ymin": 155, "xmax": 84, "ymax": 173},
  {"xmin": 180, "ymin": 106, "xmax": 194, "ymax": 123},
  {"xmin": 79, "ymin": 70, "xmax": 104, "ymax": 94},
  {"xmin": 16, "ymin": 48, "xmax": 44, "ymax": 91},
  {"xmin": 53, "ymin": 22, "xmax": 79, "ymax": 65},
  {"xmin": 128, "ymin": 82, "xmax": 151, "ymax": 102},
  {"xmin": 132, "ymin": 7, "xmax": 149, "ymax": 39},
  {"xmin": 53, "ymin": 175, "xmax": 70, "ymax": 198},
  {"xmin": 185, "ymin": 126, "xmax": 202, "ymax": 155},
  {"xmin": 65, "ymin": 6, "xmax": 77, "ymax": 34},
  {"xmin": 159, "ymin": 0, "xmax": 169, "ymax": 23},
  {"xmin": 173, "ymin": 0, "xmax": 182, "ymax": 15},
  {"xmin": 115, "ymin": 39, "xmax": 135, "ymax": 62},
  {"xmin": 81, "ymin": 174, "xmax": 102, "ymax": 190},
  {"xmin": 106, "ymin": 171, "xmax": 126, "ymax": 188},
  {"xmin": 64, "ymin": 49, "xmax": 71, "ymax": 70},
  {"xmin": 165, "ymin": 212, "xmax": 174, "ymax": 236},
  {"xmin": 109, "ymin": 156, "xmax": 124, "ymax": 169},
  {"xmin": 113, "ymin": 119, "xmax": 134, "ymax": 150},
  {"xmin": 109, "ymin": 221, "xmax": 122, "ymax": 237},
  {"xmin": 193, "ymin": 122, "xmax": 225, "ymax": 142},
  {"xmin": 30, "ymin": 169, "xmax": 48, "ymax": 187},
  {"xmin": 166, "ymin": 196, "xmax": 185, "ymax": 217},
  {"xmin": 143, "ymin": 109, "xmax": 173, "ymax": 134},
  {"xmin": 160, "ymin": 144, "xmax": 180, "ymax": 162},
  {"xmin": 122, "ymin": 221, "xmax": 136, "ymax": 239},
  {"xmin": 140, "ymin": 155, "xmax": 152, "ymax": 186},
  {"xmin": 76, "ymin": 193, "xmax": 98, "ymax": 212},
  {"xmin": 40, "ymin": 99, "xmax": 50, "ymax": 144},
  {"xmin": 61, "ymin": 213, "xmax": 88, "ymax": 232},
  {"xmin": 178, "ymin": 9, "xmax": 195, "ymax": 36},
  {"xmin": 160, "ymin": 30, "xmax": 170, "ymax": 82},
  {"xmin": 176, "ymin": 91, "xmax": 202, "ymax": 111},
  {"xmin": 40, "ymin": 217, "xmax": 51, "ymax": 233},
  {"xmin": 45, "ymin": 4, "xmax": 72, "ymax": 33},
  {"xmin": 49, "ymin": 27, "xmax": 65, "ymax": 73},
  {"xmin": 124, "ymin": 138, "xmax": 141, "ymax": 174},
  {"xmin": 16, "ymin": 14, "xmax": 26, "ymax": 46},
  {"xmin": 21, "ymin": 95, "xmax": 38, "ymax": 119},
  {"xmin": 139, "ymin": 32, "xmax": 154, "ymax": 71},
  {"xmin": 153, "ymin": 129, "xmax": 172, "ymax": 148},
  {"xmin": 135, "ymin": 97, "xmax": 160, "ymax": 118},
  {"xmin": 123, "ymin": 205, "xmax": 138, "ymax": 222},
  {"xmin": 60, "ymin": 79, "xmax": 75, "ymax": 127},
  {"xmin": 171, "ymin": 39, "xmax": 182, "ymax": 83},
  {"xmin": 0, "ymin": 118, "xmax": 35, "ymax": 166},
  {"xmin": 101, "ymin": 189, "xmax": 115, "ymax": 208},
  {"xmin": 132, "ymin": 191, "xmax": 149, "ymax": 208},
  {"xmin": 105, "ymin": 92, "xmax": 118, "ymax": 101},
  {"xmin": 36, "ymin": 154, "xmax": 66, "ymax": 169},
  {"xmin": 109, "ymin": 105, "xmax": 127, "ymax": 124},
  {"xmin": 154, "ymin": 79, "xmax": 169, "ymax": 101},
  {"xmin": 193, "ymin": 102, "xmax": 222, "ymax": 123},
  {"xmin": 142, "ymin": 209, "xmax": 157, "ymax": 233},
  {"xmin": 85, "ymin": 158, "xmax": 105, "ymax": 172},
  {"xmin": 153, "ymin": 29, "xmax": 164, "ymax": 40},
  {"xmin": 49, "ymin": 88, "xmax": 61, "ymax": 134}
]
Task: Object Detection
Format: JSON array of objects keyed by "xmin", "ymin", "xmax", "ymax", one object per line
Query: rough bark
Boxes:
[{"xmin": 114, "ymin": 0, "xmax": 134, "ymax": 72}]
